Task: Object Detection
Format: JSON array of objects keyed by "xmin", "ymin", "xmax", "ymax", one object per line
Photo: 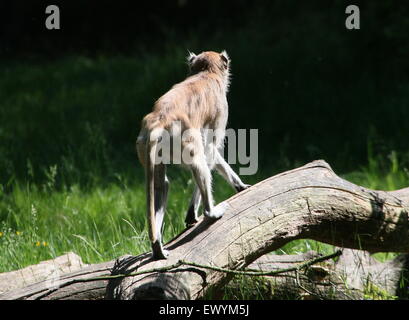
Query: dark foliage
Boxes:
[{"xmin": 1, "ymin": 1, "xmax": 408, "ymax": 185}]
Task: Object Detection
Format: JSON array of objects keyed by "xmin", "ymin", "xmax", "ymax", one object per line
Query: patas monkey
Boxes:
[{"xmin": 136, "ymin": 50, "xmax": 250, "ymax": 259}]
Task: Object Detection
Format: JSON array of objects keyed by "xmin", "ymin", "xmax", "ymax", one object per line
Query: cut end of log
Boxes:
[{"xmin": 0, "ymin": 252, "xmax": 86, "ymax": 296}]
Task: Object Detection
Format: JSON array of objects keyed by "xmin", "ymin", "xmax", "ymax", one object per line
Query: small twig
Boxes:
[
  {"xmin": 295, "ymin": 269, "xmax": 320, "ymax": 298},
  {"xmin": 66, "ymin": 260, "xmax": 185, "ymax": 283},
  {"xmin": 34, "ymin": 250, "xmax": 342, "ymax": 299},
  {"xmin": 179, "ymin": 250, "xmax": 342, "ymax": 277},
  {"xmin": 73, "ymin": 250, "xmax": 342, "ymax": 282}
]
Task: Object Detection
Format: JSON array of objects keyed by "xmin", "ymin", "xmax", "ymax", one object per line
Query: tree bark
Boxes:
[
  {"xmin": 0, "ymin": 252, "xmax": 86, "ymax": 295},
  {"xmin": 0, "ymin": 160, "xmax": 408, "ymax": 300},
  {"xmin": 225, "ymin": 249, "xmax": 409, "ymax": 300},
  {"xmin": 0, "ymin": 254, "xmax": 115, "ymax": 300}
]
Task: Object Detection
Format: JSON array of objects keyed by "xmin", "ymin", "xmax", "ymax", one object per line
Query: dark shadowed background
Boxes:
[{"xmin": 1, "ymin": 0, "xmax": 408, "ymax": 185}]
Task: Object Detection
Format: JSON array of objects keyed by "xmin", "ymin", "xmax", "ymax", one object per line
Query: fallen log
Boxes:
[
  {"xmin": 0, "ymin": 160, "xmax": 408, "ymax": 300},
  {"xmin": 105, "ymin": 160, "xmax": 409, "ymax": 300},
  {"xmin": 1, "ymin": 249, "xmax": 407, "ymax": 300}
]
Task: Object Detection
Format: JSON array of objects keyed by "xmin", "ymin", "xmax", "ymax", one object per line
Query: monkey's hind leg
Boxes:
[
  {"xmin": 191, "ymin": 155, "xmax": 223, "ymax": 219},
  {"xmin": 185, "ymin": 186, "xmax": 201, "ymax": 227},
  {"xmin": 183, "ymin": 129, "xmax": 219, "ymax": 220},
  {"xmin": 151, "ymin": 164, "xmax": 170, "ymax": 259}
]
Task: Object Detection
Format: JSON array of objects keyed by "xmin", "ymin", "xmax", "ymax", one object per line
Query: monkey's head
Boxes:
[{"xmin": 187, "ymin": 50, "xmax": 230, "ymax": 75}]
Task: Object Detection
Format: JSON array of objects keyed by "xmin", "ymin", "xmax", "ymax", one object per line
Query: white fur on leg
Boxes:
[{"xmin": 204, "ymin": 201, "xmax": 230, "ymax": 219}]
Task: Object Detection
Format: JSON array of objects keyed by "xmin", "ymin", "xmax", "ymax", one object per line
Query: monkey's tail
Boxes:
[{"xmin": 146, "ymin": 131, "xmax": 159, "ymax": 244}]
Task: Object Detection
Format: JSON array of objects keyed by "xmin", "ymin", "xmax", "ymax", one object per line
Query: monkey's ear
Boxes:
[
  {"xmin": 220, "ymin": 50, "xmax": 230, "ymax": 62},
  {"xmin": 187, "ymin": 51, "xmax": 197, "ymax": 64},
  {"xmin": 220, "ymin": 50, "xmax": 230, "ymax": 68}
]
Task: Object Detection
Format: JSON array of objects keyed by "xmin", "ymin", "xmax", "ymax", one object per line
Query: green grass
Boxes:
[{"xmin": 1, "ymin": 151, "xmax": 408, "ymax": 274}]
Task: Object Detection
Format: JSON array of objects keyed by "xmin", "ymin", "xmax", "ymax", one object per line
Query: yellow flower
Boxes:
[
  {"xmin": 42, "ymin": 241, "xmax": 48, "ymax": 247},
  {"xmin": 35, "ymin": 241, "xmax": 41, "ymax": 247},
  {"xmin": 16, "ymin": 231, "xmax": 21, "ymax": 236},
  {"xmin": 0, "ymin": 232, "xmax": 3, "ymax": 237}
]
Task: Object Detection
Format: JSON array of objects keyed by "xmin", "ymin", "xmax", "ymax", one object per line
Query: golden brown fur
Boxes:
[
  {"xmin": 142, "ymin": 51, "xmax": 230, "ymax": 132},
  {"xmin": 136, "ymin": 50, "xmax": 248, "ymax": 260}
]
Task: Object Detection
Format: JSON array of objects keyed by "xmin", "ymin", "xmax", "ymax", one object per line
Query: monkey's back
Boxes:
[{"xmin": 143, "ymin": 72, "xmax": 226, "ymax": 132}]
